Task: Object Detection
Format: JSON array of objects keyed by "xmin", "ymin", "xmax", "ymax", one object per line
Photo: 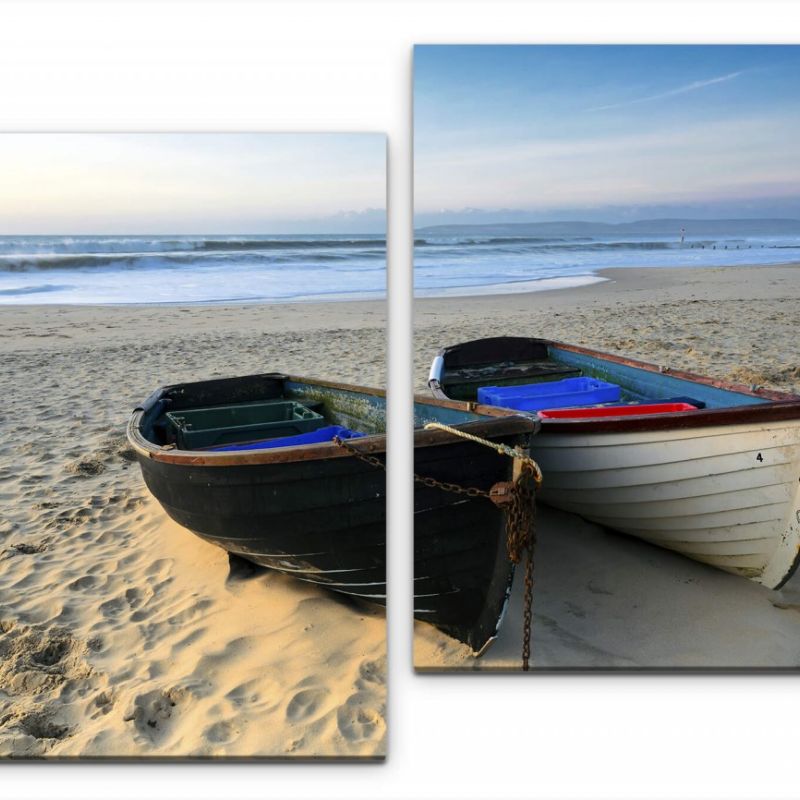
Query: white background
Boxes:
[{"xmin": 2, "ymin": 1, "xmax": 800, "ymax": 798}]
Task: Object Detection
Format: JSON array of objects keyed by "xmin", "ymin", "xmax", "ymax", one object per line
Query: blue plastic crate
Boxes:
[
  {"xmin": 477, "ymin": 377, "xmax": 621, "ymax": 411},
  {"xmin": 206, "ymin": 425, "xmax": 366, "ymax": 452}
]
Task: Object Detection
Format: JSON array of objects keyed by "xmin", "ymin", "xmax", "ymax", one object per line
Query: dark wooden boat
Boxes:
[
  {"xmin": 429, "ymin": 336, "xmax": 800, "ymax": 589},
  {"xmin": 127, "ymin": 372, "xmax": 538, "ymax": 653}
]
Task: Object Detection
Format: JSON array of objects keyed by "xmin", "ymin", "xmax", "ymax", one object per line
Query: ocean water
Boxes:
[
  {"xmin": 0, "ymin": 235, "xmax": 386, "ymax": 304},
  {"xmin": 413, "ymin": 233, "xmax": 800, "ymax": 296}
]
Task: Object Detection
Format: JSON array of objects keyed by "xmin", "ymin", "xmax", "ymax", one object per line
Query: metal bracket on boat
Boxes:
[{"xmin": 488, "ymin": 481, "xmax": 515, "ymax": 507}]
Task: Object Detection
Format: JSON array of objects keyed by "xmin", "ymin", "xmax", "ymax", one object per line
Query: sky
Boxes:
[
  {"xmin": 414, "ymin": 45, "xmax": 800, "ymax": 226},
  {"xmin": 0, "ymin": 133, "xmax": 386, "ymax": 234}
]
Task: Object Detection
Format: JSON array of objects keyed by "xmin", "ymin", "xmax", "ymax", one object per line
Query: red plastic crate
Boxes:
[{"xmin": 538, "ymin": 402, "xmax": 698, "ymax": 419}]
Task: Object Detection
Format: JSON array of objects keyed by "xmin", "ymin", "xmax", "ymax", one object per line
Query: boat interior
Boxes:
[
  {"xmin": 137, "ymin": 374, "xmax": 388, "ymax": 452},
  {"xmin": 435, "ymin": 337, "xmax": 774, "ymax": 417}
]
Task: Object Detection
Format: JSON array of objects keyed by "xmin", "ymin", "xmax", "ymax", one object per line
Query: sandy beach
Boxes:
[
  {"xmin": 0, "ymin": 299, "xmax": 386, "ymax": 757},
  {"xmin": 414, "ymin": 263, "xmax": 800, "ymax": 670}
]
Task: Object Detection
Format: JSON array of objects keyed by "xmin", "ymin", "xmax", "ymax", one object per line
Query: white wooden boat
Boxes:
[{"xmin": 429, "ymin": 336, "xmax": 800, "ymax": 588}]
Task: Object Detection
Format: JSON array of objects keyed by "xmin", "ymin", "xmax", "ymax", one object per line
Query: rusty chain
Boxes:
[
  {"xmin": 503, "ymin": 461, "xmax": 537, "ymax": 671},
  {"xmin": 333, "ymin": 435, "xmax": 492, "ymax": 497},
  {"xmin": 333, "ymin": 434, "xmax": 538, "ymax": 671}
]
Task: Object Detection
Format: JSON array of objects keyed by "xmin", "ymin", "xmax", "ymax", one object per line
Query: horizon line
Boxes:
[{"xmin": 415, "ymin": 215, "xmax": 800, "ymax": 228}]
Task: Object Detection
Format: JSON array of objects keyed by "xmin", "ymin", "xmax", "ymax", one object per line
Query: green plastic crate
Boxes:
[{"xmin": 167, "ymin": 400, "xmax": 325, "ymax": 450}]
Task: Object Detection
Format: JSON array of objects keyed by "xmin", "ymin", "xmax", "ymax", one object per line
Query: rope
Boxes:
[{"xmin": 423, "ymin": 421, "xmax": 543, "ymax": 488}]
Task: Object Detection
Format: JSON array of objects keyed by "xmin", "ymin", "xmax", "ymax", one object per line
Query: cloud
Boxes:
[{"xmin": 587, "ymin": 71, "xmax": 744, "ymax": 112}]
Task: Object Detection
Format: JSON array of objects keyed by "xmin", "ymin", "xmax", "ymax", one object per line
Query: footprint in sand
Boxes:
[
  {"xmin": 15, "ymin": 711, "xmax": 71, "ymax": 743},
  {"xmin": 99, "ymin": 586, "xmax": 153, "ymax": 620},
  {"xmin": 65, "ymin": 457, "xmax": 105, "ymax": 477},
  {"xmin": 90, "ymin": 689, "xmax": 116, "ymax": 719},
  {"xmin": 145, "ymin": 558, "xmax": 173, "ymax": 581},
  {"xmin": 166, "ymin": 597, "xmax": 214, "ymax": 626},
  {"xmin": 0, "ymin": 622, "xmax": 79, "ymax": 696},
  {"xmin": 125, "ymin": 687, "xmax": 186, "ymax": 743},
  {"xmin": 204, "ymin": 719, "xmax": 239, "ymax": 744},
  {"xmin": 285, "ymin": 687, "xmax": 330, "ymax": 722},
  {"xmin": 225, "ymin": 678, "xmax": 262, "ymax": 708},
  {"xmin": 32, "ymin": 636, "xmax": 71, "ymax": 667},
  {"xmin": 99, "ymin": 596, "xmax": 127, "ymax": 619},
  {"xmin": 125, "ymin": 586, "xmax": 151, "ymax": 610},
  {"xmin": 357, "ymin": 657, "xmax": 386, "ymax": 686},
  {"xmin": 336, "ymin": 692, "xmax": 385, "ymax": 744},
  {"xmin": 224, "ymin": 676, "xmax": 283, "ymax": 715},
  {"xmin": 67, "ymin": 575, "xmax": 101, "ymax": 592},
  {"xmin": 119, "ymin": 551, "xmax": 145, "ymax": 569}
]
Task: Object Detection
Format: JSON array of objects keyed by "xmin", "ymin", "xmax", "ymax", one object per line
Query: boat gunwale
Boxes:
[
  {"xmin": 128, "ymin": 373, "xmax": 537, "ymax": 467},
  {"xmin": 434, "ymin": 337, "xmax": 800, "ymax": 434}
]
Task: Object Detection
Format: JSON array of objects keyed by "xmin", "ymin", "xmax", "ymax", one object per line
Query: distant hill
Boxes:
[{"xmin": 415, "ymin": 218, "xmax": 800, "ymax": 238}]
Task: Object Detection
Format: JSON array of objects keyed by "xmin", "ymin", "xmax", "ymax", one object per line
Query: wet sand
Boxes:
[
  {"xmin": 413, "ymin": 263, "xmax": 800, "ymax": 670},
  {"xmin": 0, "ymin": 299, "xmax": 386, "ymax": 757}
]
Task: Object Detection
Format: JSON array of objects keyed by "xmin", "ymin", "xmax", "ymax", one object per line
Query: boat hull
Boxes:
[
  {"xmin": 135, "ymin": 450, "xmax": 388, "ymax": 599},
  {"xmin": 532, "ymin": 420, "xmax": 800, "ymax": 588}
]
